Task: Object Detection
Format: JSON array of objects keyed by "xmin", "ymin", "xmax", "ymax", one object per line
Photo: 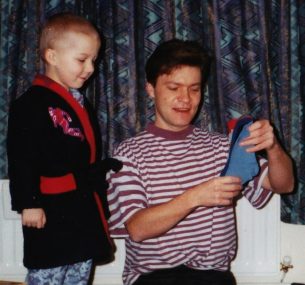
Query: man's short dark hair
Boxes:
[{"xmin": 145, "ymin": 39, "xmax": 211, "ymax": 86}]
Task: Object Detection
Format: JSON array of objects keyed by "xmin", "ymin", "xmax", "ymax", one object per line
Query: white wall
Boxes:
[{"xmin": 280, "ymin": 222, "xmax": 305, "ymax": 283}]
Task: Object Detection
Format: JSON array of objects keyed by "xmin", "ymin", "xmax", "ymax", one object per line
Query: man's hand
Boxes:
[
  {"xmin": 190, "ymin": 176, "xmax": 242, "ymax": 207},
  {"xmin": 239, "ymin": 119, "xmax": 294, "ymax": 193},
  {"xmin": 22, "ymin": 208, "xmax": 46, "ymax": 229},
  {"xmin": 239, "ymin": 119, "xmax": 276, "ymax": 152}
]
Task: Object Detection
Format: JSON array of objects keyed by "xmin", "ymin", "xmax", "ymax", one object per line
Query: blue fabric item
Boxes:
[{"xmin": 221, "ymin": 116, "xmax": 259, "ymax": 185}]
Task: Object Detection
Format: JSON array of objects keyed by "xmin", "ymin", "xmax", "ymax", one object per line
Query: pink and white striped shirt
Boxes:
[{"xmin": 107, "ymin": 123, "xmax": 271, "ymax": 285}]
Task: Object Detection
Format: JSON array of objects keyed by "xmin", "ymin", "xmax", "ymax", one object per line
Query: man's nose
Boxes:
[{"xmin": 178, "ymin": 89, "xmax": 190, "ymax": 102}]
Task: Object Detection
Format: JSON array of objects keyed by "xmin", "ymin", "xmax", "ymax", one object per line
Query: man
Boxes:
[{"xmin": 107, "ymin": 39, "xmax": 294, "ymax": 285}]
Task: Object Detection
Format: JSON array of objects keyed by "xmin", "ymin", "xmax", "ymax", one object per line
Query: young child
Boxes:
[{"xmin": 7, "ymin": 12, "xmax": 121, "ymax": 285}]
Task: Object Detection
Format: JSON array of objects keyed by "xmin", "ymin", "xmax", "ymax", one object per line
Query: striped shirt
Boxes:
[{"xmin": 107, "ymin": 123, "xmax": 272, "ymax": 285}]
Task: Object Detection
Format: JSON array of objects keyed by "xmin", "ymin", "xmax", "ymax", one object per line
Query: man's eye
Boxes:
[
  {"xmin": 191, "ymin": 88, "xmax": 200, "ymax": 92},
  {"xmin": 168, "ymin": 86, "xmax": 178, "ymax": 91},
  {"xmin": 78, "ymin": 59, "xmax": 85, "ymax": 63}
]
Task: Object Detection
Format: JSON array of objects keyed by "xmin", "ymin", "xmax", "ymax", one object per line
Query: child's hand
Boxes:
[{"xmin": 22, "ymin": 208, "xmax": 46, "ymax": 229}]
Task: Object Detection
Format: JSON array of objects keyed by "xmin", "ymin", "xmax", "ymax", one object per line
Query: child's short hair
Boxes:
[
  {"xmin": 145, "ymin": 39, "xmax": 211, "ymax": 86},
  {"xmin": 39, "ymin": 12, "xmax": 100, "ymax": 61}
]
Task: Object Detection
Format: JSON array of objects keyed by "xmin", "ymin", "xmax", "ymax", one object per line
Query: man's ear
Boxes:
[
  {"xmin": 145, "ymin": 82, "xmax": 155, "ymax": 99},
  {"xmin": 44, "ymin": 48, "xmax": 57, "ymax": 65}
]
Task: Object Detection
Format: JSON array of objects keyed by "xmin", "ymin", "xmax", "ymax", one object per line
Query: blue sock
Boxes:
[{"xmin": 221, "ymin": 116, "xmax": 259, "ymax": 185}]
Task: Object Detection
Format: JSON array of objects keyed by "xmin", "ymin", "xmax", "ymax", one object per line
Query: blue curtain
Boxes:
[{"xmin": 0, "ymin": 0, "xmax": 304, "ymax": 224}]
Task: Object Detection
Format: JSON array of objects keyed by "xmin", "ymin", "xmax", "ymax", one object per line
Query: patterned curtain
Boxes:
[
  {"xmin": 0, "ymin": 0, "xmax": 304, "ymax": 224},
  {"xmin": 210, "ymin": 0, "xmax": 305, "ymax": 224}
]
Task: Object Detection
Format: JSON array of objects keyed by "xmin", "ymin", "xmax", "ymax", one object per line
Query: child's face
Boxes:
[{"xmin": 45, "ymin": 31, "xmax": 100, "ymax": 90}]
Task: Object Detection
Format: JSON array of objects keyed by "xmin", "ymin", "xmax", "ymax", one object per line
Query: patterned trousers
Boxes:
[{"xmin": 25, "ymin": 259, "xmax": 92, "ymax": 285}]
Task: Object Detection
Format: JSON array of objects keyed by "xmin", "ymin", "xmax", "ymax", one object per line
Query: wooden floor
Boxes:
[{"xmin": 0, "ymin": 280, "xmax": 25, "ymax": 285}]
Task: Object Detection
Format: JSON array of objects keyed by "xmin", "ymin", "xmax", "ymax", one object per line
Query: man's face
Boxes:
[{"xmin": 146, "ymin": 65, "xmax": 202, "ymax": 132}]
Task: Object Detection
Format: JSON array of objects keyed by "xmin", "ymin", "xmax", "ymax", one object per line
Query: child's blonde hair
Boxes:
[{"xmin": 40, "ymin": 12, "xmax": 100, "ymax": 61}]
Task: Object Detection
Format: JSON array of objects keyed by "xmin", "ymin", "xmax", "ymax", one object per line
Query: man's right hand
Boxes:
[
  {"xmin": 22, "ymin": 208, "xmax": 46, "ymax": 229},
  {"xmin": 190, "ymin": 176, "xmax": 242, "ymax": 207}
]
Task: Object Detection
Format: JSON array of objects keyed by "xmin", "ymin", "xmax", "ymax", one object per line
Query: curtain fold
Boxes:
[
  {"xmin": 0, "ymin": 0, "xmax": 304, "ymax": 224},
  {"xmin": 281, "ymin": 0, "xmax": 305, "ymax": 224}
]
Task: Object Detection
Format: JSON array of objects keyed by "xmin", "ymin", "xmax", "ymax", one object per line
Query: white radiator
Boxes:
[{"xmin": 0, "ymin": 179, "xmax": 287, "ymax": 284}]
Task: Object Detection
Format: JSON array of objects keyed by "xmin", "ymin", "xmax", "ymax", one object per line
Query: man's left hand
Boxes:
[{"xmin": 239, "ymin": 119, "xmax": 277, "ymax": 153}]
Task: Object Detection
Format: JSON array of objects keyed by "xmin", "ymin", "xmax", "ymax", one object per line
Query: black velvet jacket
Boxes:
[{"xmin": 7, "ymin": 74, "xmax": 114, "ymax": 269}]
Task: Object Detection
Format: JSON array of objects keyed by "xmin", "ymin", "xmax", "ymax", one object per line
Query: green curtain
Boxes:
[{"xmin": 0, "ymin": 0, "xmax": 304, "ymax": 224}]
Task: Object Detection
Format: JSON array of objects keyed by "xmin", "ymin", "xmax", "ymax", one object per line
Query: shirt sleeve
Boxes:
[
  {"xmin": 243, "ymin": 157, "xmax": 273, "ymax": 209},
  {"xmin": 107, "ymin": 150, "xmax": 148, "ymax": 238}
]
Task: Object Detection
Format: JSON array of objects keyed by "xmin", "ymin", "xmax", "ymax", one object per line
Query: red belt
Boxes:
[{"xmin": 40, "ymin": 174, "xmax": 76, "ymax": 194}]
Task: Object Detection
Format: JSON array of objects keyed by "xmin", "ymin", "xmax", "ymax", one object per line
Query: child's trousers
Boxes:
[{"xmin": 25, "ymin": 259, "xmax": 92, "ymax": 285}]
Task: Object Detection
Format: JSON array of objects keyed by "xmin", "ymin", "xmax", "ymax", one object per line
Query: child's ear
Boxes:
[
  {"xmin": 44, "ymin": 48, "xmax": 57, "ymax": 65},
  {"xmin": 145, "ymin": 82, "xmax": 155, "ymax": 99}
]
